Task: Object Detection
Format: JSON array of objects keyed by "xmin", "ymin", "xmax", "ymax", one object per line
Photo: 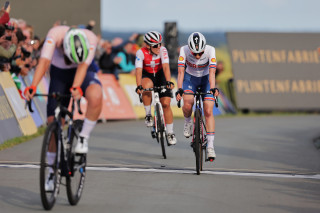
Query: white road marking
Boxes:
[{"xmin": 0, "ymin": 164, "xmax": 319, "ymax": 180}]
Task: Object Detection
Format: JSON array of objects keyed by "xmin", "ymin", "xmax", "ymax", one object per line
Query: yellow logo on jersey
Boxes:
[
  {"xmin": 211, "ymin": 58, "xmax": 216, "ymax": 63},
  {"xmin": 179, "ymin": 56, "xmax": 184, "ymax": 61}
]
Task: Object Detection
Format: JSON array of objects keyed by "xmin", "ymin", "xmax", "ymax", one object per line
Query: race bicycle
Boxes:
[
  {"xmin": 27, "ymin": 92, "xmax": 86, "ymax": 210},
  {"xmin": 178, "ymin": 87, "xmax": 218, "ymax": 175},
  {"xmin": 140, "ymin": 86, "xmax": 171, "ymax": 159}
]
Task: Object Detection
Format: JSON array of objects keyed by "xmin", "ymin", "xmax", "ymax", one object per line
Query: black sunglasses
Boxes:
[
  {"xmin": 192, "ymin": 51, "xmax": 204, "ymax": 57},
  {"xmin": 152, "ymin": 43, "xmax": 161, "ymax": 48}
]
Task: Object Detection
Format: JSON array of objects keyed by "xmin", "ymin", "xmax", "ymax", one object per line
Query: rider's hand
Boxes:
[
  {"xmin": 175, "ymin": 88, "xmax": 184, "ymax": 101},
  {"xmin": 70, "ymin": 87, "xmax": 83, "ymax": 100},
  {"xmin": 166, "ymin": 81, "xmax": 174, "ymax": 90},
  {"xmin": 210, "ymin": 88, "xmax": 220, "ymax": 96},
  {"xmin": 24, "ymin": 85, "xmax": 36, "ymax": 101},
  {"xmin": 135, "ymin": 85, "xmax": 143, "ymax": 94}
]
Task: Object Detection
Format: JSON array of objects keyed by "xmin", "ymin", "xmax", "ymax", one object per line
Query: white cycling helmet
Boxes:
[
  {"xmin": 188, "ymin": 32, "xmax": 206, "ymax": 53},
  {"xmin": 63, "ymin": 28, "xmax": 89, "ymax": 64},
  {"xmin": 144, "ymin": 31, "xmax": 162, "ymax": 46}
]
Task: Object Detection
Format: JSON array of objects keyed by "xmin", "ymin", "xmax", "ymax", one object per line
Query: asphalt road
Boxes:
[{"xmin": 0, "ymin": 115, "xmax": 320, "ymax": 213}]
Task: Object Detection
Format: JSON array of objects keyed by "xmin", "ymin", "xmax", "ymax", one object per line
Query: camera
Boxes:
[
  {"xmin": 5, "ymin": 24, "xmax": 14, "ymax": 31},
  {"xmin": 21, "ymin": 47, "xmax": 31, "ymax": 58},
  {"xmin": 5, "ymin": 36, "xmax": 11, "ymax": 41}
]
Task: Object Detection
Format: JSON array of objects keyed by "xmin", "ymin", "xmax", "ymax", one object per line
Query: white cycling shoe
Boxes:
[
  {"xmin": 167, "ymin": 133, "xmax": 177, "ymax": 146},
  {"xmin": 183, "ymin": 121, "xmax": 193, "ymax": 138},
  {"xmin": 45, "ymin": 173, "xmax": 54, "ymax": 191},
  {"xmin": 145, "ymin": 115, "xmax": 153, "ymax": 127},
  {"xmin": 75, "ymin": 136, "xmax": 88, "ymax": 154},
  {"xmin": 207, "ymin": 147, "xmax": 216, "ymax": 161}
]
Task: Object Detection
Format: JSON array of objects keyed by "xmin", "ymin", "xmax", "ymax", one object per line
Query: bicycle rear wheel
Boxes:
[
  {"xmin": 40, "ymin": 122, "xmax": 60, "ymax": 210},
  {"xmin": 194, "ymin": 109, "xmax": 202, "ymax": 175},
  {"xmin": 66, "ymin": 119, "xmax": 86, "ymax": 205},
  {"xmin": 156, "ymin": 103, "xmax": 166, "ymax": 159}
]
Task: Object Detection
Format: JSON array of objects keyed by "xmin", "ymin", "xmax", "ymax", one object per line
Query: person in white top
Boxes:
[
  {"xmin": 135, "ymin": 31, "xmax": 177, "ymax": 145},
  {"xmin": 24, "ymin": 26, "xmax": 103, "ymax": 190},
  {"xmin": 176, "ymin": 32, "xmax": 219, "ymax": 160}
]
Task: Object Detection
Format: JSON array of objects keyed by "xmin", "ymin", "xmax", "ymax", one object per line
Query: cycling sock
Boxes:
[
  {"xmin": 207, "ymin": 132, "xmax": 215, "ymax": 148},
  {"xmin": 166, "ymin": 123, "xmax": 174, "ymax": 134},
  {"xmin": 47, "ymin": 152, "xmax": 56, "ymax": 174},
  {"xmin": 144, "ymin": 105, "xmax": 151, "ymax": 115},
  {"xmin": 185, "ymin": 116, "xmax": 192, "ymax": 123},
  {"xmin": 80, "ymin": 118, "xmax": 97, "ymax": 139}
]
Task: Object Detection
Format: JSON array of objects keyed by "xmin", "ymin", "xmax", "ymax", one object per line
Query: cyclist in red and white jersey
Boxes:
[
  {"xmin": 135, "ymin": 31, "xmax": 177, "ymax": 145},
  {"xmin": 24, "ymin": 26, "xmax": 103, "ymax": 189},
  {"xmin": 176, "ymin": 32, "xmax": 219, "ymax": 160}
]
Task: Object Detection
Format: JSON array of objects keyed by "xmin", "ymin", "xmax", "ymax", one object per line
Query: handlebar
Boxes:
[
  {"xmin": 138, "ymin": 86, "xmax": 171, "ymax": 103},
  {"xmin": 26, "ymin": 92, "xmax": 83, "ymax": 115},
  {"xmin": 177, "ymin": 92, "xmax": 219, "ymax": 108}
]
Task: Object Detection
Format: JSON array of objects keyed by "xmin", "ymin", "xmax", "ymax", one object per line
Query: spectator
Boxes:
[
  {"xmin": 215, "ymin": 60, "xmax": 224, "ymax": 85},
  {"xmin": 0, "ymin": 24, "xmax": 17, "ymax": 60},
  {"xmin": 0, "ymin": 4, "xmax": 10, "ymax": 25},
  {"xmin": 98, "ymin": 40, "xmax": 120, "ymax": 79},
  {"xmin": 116, "ymin": 41, "xmax": 136, "ymax": 75}
]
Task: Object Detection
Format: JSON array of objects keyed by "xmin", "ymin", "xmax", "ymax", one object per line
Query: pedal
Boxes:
[{"xmin": 151, "ymin": 130, "xmax": 156, "ymax": 139}]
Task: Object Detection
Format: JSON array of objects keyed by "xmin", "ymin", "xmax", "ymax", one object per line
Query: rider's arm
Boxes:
[
  {"xmin": 209, "ymin": 67, "xmax": 216, "ymax": 89},
  {"xmin": 177, "ymin": 47, "xmax": 186, "ymax": 89},
  {"xmin": 31, "ymin": 57, "xmax": 51, "ymax": 87},
  {"xmin": 136, "ymin": 67, "xmax": 142, "ymax": 86},
  {"xmin": 160, "ymin": 47, "xmax": 171, "ymax": 82},
  {"xmin": 135, "ymin": 49, "xmax": 144, "ymax": 86}
]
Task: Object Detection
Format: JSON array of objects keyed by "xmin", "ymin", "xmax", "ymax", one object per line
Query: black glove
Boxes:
[
  {"xmin": 175, "ymin": 88, "xmax": 184, "ymax": 98},
  {"xmin": 210, "ymin": 88, "xmax": 219, "ymax": 95},
  {"xmin": 135, "ymin": 85, "xmax": 143, "ymax": 93},
  {"xmin": 166, "ymin": 81, "xmax": 174, "ymax": 89}
]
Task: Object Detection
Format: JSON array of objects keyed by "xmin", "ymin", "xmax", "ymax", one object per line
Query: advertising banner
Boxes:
[
  {"xmin": 73, "ymin": 74, "xmax": 137, "ymax": 120},
  {"xmin": 0, "ymin": 85, "xmax": 22, "ymax": 144},
  {"xmin": 227, "ymin": 32, "xmax": 320, "ymax": 110},
  {"xmin": 0, "ymin": 72, "xmax": 37, "ymax": 136}
]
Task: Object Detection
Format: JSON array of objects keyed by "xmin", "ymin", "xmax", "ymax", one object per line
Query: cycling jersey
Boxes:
[
  {"xmin": 40, "ymin": 26, "xmax": 97, "ymax": 69},
  {"xmin": 135, "ymin": 46, "xmax": 169, "ymax": 75},
  {"xmin": 178, "ymin": 45, "xmax": 216, "ymax": 77}
]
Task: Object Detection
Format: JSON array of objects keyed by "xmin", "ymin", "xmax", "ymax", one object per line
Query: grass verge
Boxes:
[{"xmin": 0, "ymin": 126, "xmax": 46, "ymax": 151}]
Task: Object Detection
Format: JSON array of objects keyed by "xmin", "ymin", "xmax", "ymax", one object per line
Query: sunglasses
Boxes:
[
  {"xmin": 192, "ymin": 51, "xmax": 204, "ymax": 57},
  {"xmin": 152, "ymin": 43, "xmax": 161, "ymax": 48}
]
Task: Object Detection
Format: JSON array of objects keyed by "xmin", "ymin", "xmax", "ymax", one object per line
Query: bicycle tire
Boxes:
[
  {"xmin": 66, "ymin": 119, "xmax": 86, "ymax": 205},
  {"xmin": 156, "ymin": 103, "xmax": 166, "ymax": 159},
  {"xmin": 194, "ymin": 109, "xmax": 202, "ymax": 175},
  {"xmin": 40, "ymin": 122, "xmax": 60, "ymax": 210}
]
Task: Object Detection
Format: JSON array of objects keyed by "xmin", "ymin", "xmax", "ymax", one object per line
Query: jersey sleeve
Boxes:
[
  {"xmin": 160, "ymin": 47, "xmax": 169, "ymax": 64},
  {"xmin": 178, "ymin": 46, "xmax": 186, "ymax": 68},
  {"xmin": 40, "ymin": 28, "xmax": 58, "ymax": 60},
  {"xmin": 209, "ymin": 46, "xmax": 217, "ymax": 69},
  {"xmin": 135, "ymin": 49, "xmax": 144, "ymax": 68}
]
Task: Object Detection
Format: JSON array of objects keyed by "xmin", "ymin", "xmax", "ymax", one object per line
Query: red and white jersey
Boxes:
[
  {"xmin": 40, "ymin": 26, "xmax": 98, "ymax": 69},
  {"xmin": 135, "ymin": 46, "xmax": 169, "ymax": 74},
  {"xmin": 178, "ymin": 45, "xmax": 216, "ymax": 77}
]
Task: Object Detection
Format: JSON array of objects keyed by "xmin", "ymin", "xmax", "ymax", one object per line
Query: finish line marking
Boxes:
[{"xmin": 1, "ymin": 163, "xmax": 320, "ymax": 180}]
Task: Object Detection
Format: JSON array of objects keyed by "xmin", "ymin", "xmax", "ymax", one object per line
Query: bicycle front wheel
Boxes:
[
  {"xmin": 194, "ymin": 109, "xmax": 202, "ymax": 175},
  {"xmin": 156, "ymin": 103, "xmax": 166, "ymax": 159},
  {"xmin": 66, "ymin": 119, "xmax": 86, "ymax": 205},
  {"xmin": 40, "ymin": 122, "xmax": 60, "ymax": 210}
]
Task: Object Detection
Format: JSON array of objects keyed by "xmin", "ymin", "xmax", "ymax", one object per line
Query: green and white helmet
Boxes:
[{"xmin": 63, "ymin": 28, "xmax": 89, "ymax": 64}]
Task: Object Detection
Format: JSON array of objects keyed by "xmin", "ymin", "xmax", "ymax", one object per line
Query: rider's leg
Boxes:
[
  {"xmin": 79, "ymin": 83, "xmax": 103, "ymax": 138},
  {"xmin": 160, "ymin": 97, "xmax": 173, "ymax": 132},
  {"xmin": 182, "ymin": 94, "xmax": 194, "ymax": 137},
  {"xmin": 161, "ymin": 96, "xmax": 177, "ymax": 145},
  {"xmin": 142, "ymin": 78, "xmax": 153, "ymax": 111},
  {"xmin": 203, "ymin": 100, "xmax": 215, "ymax": 149},
  {"xmin": 141, "ymin": 78, "xmax": 154, "ymax": 126}
]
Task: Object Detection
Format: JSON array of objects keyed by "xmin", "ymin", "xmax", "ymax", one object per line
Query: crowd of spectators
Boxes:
[{"xmin": 0, "ymin": 4, "xmax": 42, "ymax": 97}]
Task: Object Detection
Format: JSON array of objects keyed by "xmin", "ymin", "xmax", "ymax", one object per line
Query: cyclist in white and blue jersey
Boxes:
[{"xmin": 176, "ymin": 32, "xmax": 219, "ymax": 159}]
